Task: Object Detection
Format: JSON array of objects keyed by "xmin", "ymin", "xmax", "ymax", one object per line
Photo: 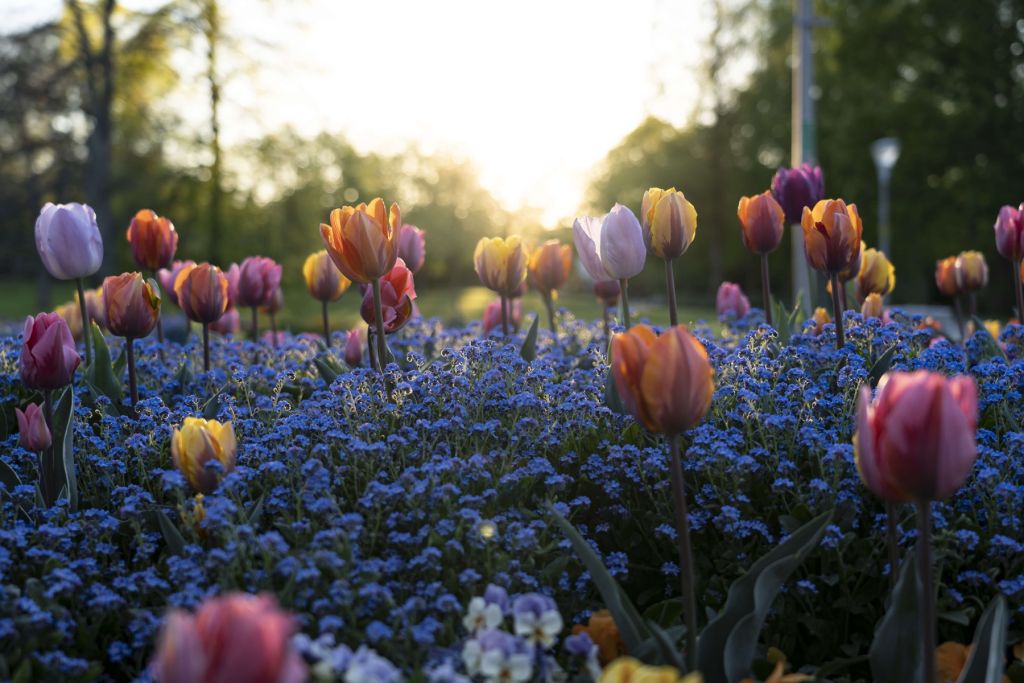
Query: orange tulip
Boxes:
[
  {"xmin": 528, "ymin": 240, "xmax": 572, "ymax": 296},
  {"xmin": 611, "ymin": 325, "xmax": 713, "ymax": 435},
  {"xmin": 174, "ymin": 263, "xmax": 229, "ymax": 324},
  {"xmin": 737, "ymin": 191, "xmax": 785, "ymax": 254},
  {"xmin": 319, "ymin": 198, "xmax": 400, "ymax": 283},
  {"xmin": 102, "ymin": 272, "xmax": 161, "ymax": 339},
  {"xmin": 800, "ymin": 198, "xmax": 863, "ymax": 274},
  {"xmin": 935, "ymin": 256, "xmax": 961, "ymax": 297},
  {"xmin": 125, "ymin": 209, "xmax": 178, "ymax": 271}
]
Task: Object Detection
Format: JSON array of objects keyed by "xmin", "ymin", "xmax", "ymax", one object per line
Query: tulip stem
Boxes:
[
  {"xmin": 126, "ymin": 338, "xmax": 138, "ymax": 407},
  {"xmin": 250, "ymin": 306, "xmax": 259, "ymax": 341},
  {"xmin": 619, "ymin": 278, "xmax": 631, "ymax": 329},
  {"xmin": 500, "ymin": 295, "xmax": 509, "ymax": 336},
  {"xmin": 269, "ymin": 311, "xmax": 279, "ymax": 348},
  {"xmin": 953, "ymin": 298, "xmax": 966, "ymax": 344},
  {"xmin": 602, "ymin": 306, "xmax": 611, "ymax": 341},
  {"xmin": 368, "ymin": 329, "xmax": 379, "ymax": 371},
  {"xmin": 41, "ymin": 389, "xmax": 55, "ymax": 506},
  {"xmin": 830, "ymin": 273, "xmax": 845, "ymax": 348},
  {"xmin": 152, "ymin": 270, "xmax": 165, "ymax": 361},
  {"xmin": 76, "ymin": 278, "xmax": 93, "ymax": 365},
  {"xmin": 371, "ymin": 278, "xmax": 388, "ymax": 371},
  {"xmin": 885, "ymin": 501, "xmax": 900, "ymax": 592},
  {"xmin": 760, "ymin": 253, "xmax": 773, "ymax": 326},
  {"xmin": 668, "ymin": 434, "xmax": 698, "ymax": 673},
  {"xmin": 542, "ymin": 291, "xmax": 557, "ymax": 334},
  {"xmin": 665, "ymin": 259, "xmax": 678, "ymax": 327},
  {"xmin": 968, "ymin": 292, "xmax": 977, "ymax": 318},
  {"xmin": 916, "ymin": 500, "xmax": 936, "ymax": 683},
  {"xmin": 202, "ymin": 323, "xmax": 210, "ymax": 373},
  {"xmin": 1013, "ymin": 260, "xmax": 1024, "ymax": 322},
  {"xmin": 838, "ymin": 281, "xmax": 848, "ymax": 315},
  {"xmin": 321, "ymin": 300, "xmax": 331, "ymax": 347}
]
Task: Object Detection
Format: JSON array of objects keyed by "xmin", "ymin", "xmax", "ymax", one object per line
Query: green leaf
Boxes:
[
  {"xmin": 202, "ymin": 393, "xmax": 222, "ymax": 420},
  {"xmin": 869, "ymin": 552, "xmax": 921, "ymax": 683},
  {"xmin": 868, "ymin": 345, "xmax": 898, "ymax": 387},
  {"xmin": 313, "ymin": 355, "xmax": 339, "ymax": 384},
  {"xmin": 0, "ymin": 460, "xmax": 21, "ymax": 491},
  {"xmin": 173, "ymin": 360, "xmax": 194, "ymax": 391},
  {"xmin": 970, "ymin": 315, "xmax": 1007, "ymax": 362},
  {"xmin": 84, "ymin": 322, "xmax": 122, "ymax": 400},
  {"xmin": 50, "ymin": 386, "xmax": 77, "ymax": 512},
  {"xmin": 520, "ymin": 314, "xmax": 540, "ymax": 361},
  {"xmin": 698, "ymin": 509, "xmax": 832, "ymax": 683},
  {"xmin": 156, "ymin": 509, "xmax": 186, "ymax": 556},
  {"xmin": 643, "ymin": 598, "xmax": 684, "ymax": 628},
  {"xmin": 957, "ymin": 595, "xmax": 1008, "ymax": 683},
  {"xmin": 248, "ymin": 493, "xmax": 266, "ymax": 525}
]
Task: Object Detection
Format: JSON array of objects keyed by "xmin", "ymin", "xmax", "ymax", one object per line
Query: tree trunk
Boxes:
[{"xmin": 205, "ymin": 0, "xmax": 224, "ymax": 265}]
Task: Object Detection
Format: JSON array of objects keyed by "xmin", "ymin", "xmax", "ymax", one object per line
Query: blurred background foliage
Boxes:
[{"xmin": 2, "ymin": 0, "xmax": 1024, "ymax": 323}]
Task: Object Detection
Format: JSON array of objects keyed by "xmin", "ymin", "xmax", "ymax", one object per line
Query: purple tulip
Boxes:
[
  {"xmin": 771, "ymin": 164, "xmax": 825, "ymax": 225},
  {"xmin": 20, "ymin": 313, "xmax": 81, "ymax": 390},
  {"xmin": 716, "ymin": 282, "xmax": 751, "ymax": 319},
  {"xmin": 227, "ymin": 257, "xmax": 283, "ymax": 308},
  {"xmin": 34, "ymin": 202, "xmax": 104, "ymax": 280},
  {"xmin": 397, "ymin": 224, "xmax": 426, "ymax": 273}
]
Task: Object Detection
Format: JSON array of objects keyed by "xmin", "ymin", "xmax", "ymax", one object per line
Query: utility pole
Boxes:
[{"xmin": 790, "ymin": 0, "xmax": 817, "ymax": 316}]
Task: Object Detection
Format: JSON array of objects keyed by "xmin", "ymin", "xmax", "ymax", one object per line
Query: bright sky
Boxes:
[{"xmin": 9, "ymin": 0, "xmax": 710, "ymax": 225}]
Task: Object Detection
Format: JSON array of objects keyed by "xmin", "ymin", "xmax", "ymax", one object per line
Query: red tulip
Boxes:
[
  {"xmin": 16, "ymin": 403, "xmax": 51, "ymax": 452},
  {"xmin": 227, "ymin": 257, "xmax": 283, "ymax": 308},
  {"xmin": 360, "ymin": 259, "xmax": 417, "ymax": 333},
  {"xmin": 855, "ymin": 370, "xmax": 978, "ymax": 502},
  {"xmin": 715, "ymin": 282, "xmax": 750, "ymax": 319},
  {"xmin": 175, "ymin": 263, "xmax": 229, "ymax": 324},
  {"xmin": 737, "ymin": 192, "xmax": 785, "ymax": 254},
  {"xmin": 125, "ymin": 209, "xmax": 178, "ymax": 271},
  {"xmin": 20, "ymin": 313, "xmax": 81, "ymax": 390},
  {"xmin": 150, "ymin": 592, "xmax": 306, "ymax": 683},
  {"xmin": 102, "ymin": 273, "xmax": 161, "ymax": 339}
]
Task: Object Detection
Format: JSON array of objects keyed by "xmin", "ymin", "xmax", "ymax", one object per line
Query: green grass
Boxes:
[{"xmin": 0, "ymin": 279, "xmax": 716, "ymax": 333}]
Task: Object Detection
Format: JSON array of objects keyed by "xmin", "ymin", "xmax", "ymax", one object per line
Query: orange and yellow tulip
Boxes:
[
  {"xmin": 474, "ymin": 235, "xmax": 528, "ymax": 297},
  {"xmin": 171, "ymin": 418, "xmax": 237, "ymax": 495},
  {"xmin": 303, "ymin": 249, "xmax": 351, "ymax": 302},
  {"xmin": 102, "ymin": 272, "xmax": 161, "ymax": 340},
  {"xmin": 125, "ymin": 209, "xmax": 178, "ymax": 271},
  {"xmin": 856, "ymin": 247, "xmax": 895, "ymax": 301},
  {"xmin": 319, "ymin": 197, "xmax": 400, "ymax": 283},
  {"xmin": 641, "ymin": 187, "xmax": 698, "ymax": 260},
  {"xmin": 737, "ymin": 191, "xmax": 785, "ymax": 255},
  {"xmin": 174, "ymin": 263, "xmax": 229, "ymax": 324}
]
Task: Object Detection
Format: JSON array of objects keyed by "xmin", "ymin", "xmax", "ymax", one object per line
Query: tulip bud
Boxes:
[
  {"xmin": 935, "ymin": 257, "xmax": 961, "ymax": 297},
  {"xmin": 611, "ymin": 324, "xmax": 714, "ymax": 435},
  {"xmin": 954, "ymin": 251, "xmax": 988, "ymax": 292},
  {"xmin": 209, "ymin": 307, "xmax": 240, "ymax": 336},
  {"xmin": 320, "ymin": 198, "xmax": 400, "ymax": 283},
  {"xmin": 171, "ymin": 417, "xmax": 237, "ymax": 494},
  {"xmin": 150, "ymin": 593, "xmax": 306, "ymax": 683},
  {"xmin": 715, "ymin": 282, "xmax": 750, "ymax": 319},
  {"xmin": 593, "ymin": 279, "xmax": 621, "ymax": 307},
  {"xmin": 174, "ymin": 263, "xmax": 230, "ymax": 324},
  {"xmin": 810, "ymin": 307, "xmax": 831, "ymax": 335},
  {"xmin": 800, "ymin": 199, "xmax": 863, "ymax": 274},
  {"xmin": 345, "ymin": 329, "xmax": 363, "ymax": 366},
  {"xmin": 16, "ymin": 403, "xmax": 51, "ymax": 452},
  {"xmin": 528, "ymin": 240, "xmax": 572, "ymax": 296},
  {"xmin": 303, "ymin": 250, "xmax": 351, "ymax": 302},
  {"xmin": 125, "ymin": 209, "xmax": 178, "ymax": 271},
  {"xmin": 360, "ymin": 259, "xmax": 417, "ymax": 333},
  {"xmin": 103, "ymin": 273, "xmax": 161, "ymax": 339},
  {"xmin": 158, "ymin": 260, "xmax": 198, "ymax": 308},
  {"xmin": 34, "ymin": 202, "xmax": 103, "ymax": 280},
  {"xmin": 771, "ymin": 164, "xmax": 825, "ymax": 225},
  {"xmin": 641, "ymin": 188, "xmax": 698, "ymax": 259},
  {"xmin": 474, "ymin": 236, "xmax": 528, "ymax": 296},
  {"xmin": 575, "ymin": 204, "xmax": 647, "ymax": 281},
  {"xmin": 993, "ymin": 203, "xmax": 1024, "ymax": 263},
  {"xmin": 397, "ymin": 224, "xmax": 426, "ymax": 273},
  {"xmin": 856, "ymin": 247, "xmax": 895, "ymax": 301},
  {"xmin": 737, "ymin": 192, "xmax": 785, "ymax": 254},
  {"xmin": 855, "ymin": 370, "xmax": 978, "ymax": 502},
  {"xmin": 861, "ymin": 292, "xmax": 884, "ymax": 319},
  {"xmin": 227, "ymin": 256, "xmax": 282, "ymax": 308},
  {"xmin": 20, "ymin": 313, "xmax": 81, "ymax": 390}
]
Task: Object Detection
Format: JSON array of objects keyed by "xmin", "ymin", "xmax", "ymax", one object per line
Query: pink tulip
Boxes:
[
  {"xmin": 227, "ymin": 257, "xmax": 283, "ymax": 308},
  {"xmin": 150, "ymin": 592, "xmax": 306, "ymax": 683},
  {"xmin": 360, "ymin": 259, "xmax": 417, "ymax": 333},
  {"xmin": 210, "ymin": 306, "xmax": 240, "ymax": 336},
  {"xmin": 345, "ymin": 329, "xmax": 363, "ymax": 366},
  {"xmin": 158, "ymin": 260, "xmax": 198, "ymax": 308},
  {"xmin": 855, "ymin": 370, "xmax": 978, "ymax": 502},
  {"xmin": 715, "ymin": 282, "xmax": 750, "ymax": 319},
  {"xmin": 16, "ymin": 403, "xmax": 51, "ymax": 452},
  {"xmin": 20, "ymin": 313, "xmax": 81, "ymax": 390},
  {"xmin": 482, "ymin": 298, "xmax": 522, "ymax": 336},
  {"xmin": 994, "ymin": 203, "xmax": 1024, "ymax": 263},
  {"xmin": 397, "ymin": 224, "xmax": 426, "ymax": 273}
]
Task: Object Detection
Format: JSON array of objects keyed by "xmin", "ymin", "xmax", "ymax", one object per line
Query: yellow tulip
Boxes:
[
  {"xmin": 800, "ymin": 199, "xmax": 863, "ymax": 274},
  {"xmin": 954, "ymin": 250, "xmax": 988, "ymax": 292},
  {"xmin": 641, "ymin": 187, "xmax": 698, "ymax": 259},
  {"xmin": 171, "ymin": 418, "xmax": 237, "ymax": 494},
  {"xmin": 474, "ymin": 235, "xmax": 528, "ymax": 296},
  {"xmin": 599, "ymin": 657, "xmax": 702, "ymax": 683},
  {"xmin": 856, "ymin": 247, "xmax": 895, "ymax": 301},
  {"xmin": 861, "ymin": 292, "xmax": 884, "ymax": 318},
  {"xmin": 303, "ymin": 250, "xmax": 351, "ymax": 302}
]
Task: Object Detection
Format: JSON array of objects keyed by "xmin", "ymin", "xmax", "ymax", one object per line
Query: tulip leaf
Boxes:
[
  {"xmin": 869, "ymin": 552, "xmax": 921, "ymax": 683},
  {"xmin": 868, "ymin": 344, "xmax": 898, "ymax": 388},
  {"xmin": 970, "ymin": 315, "xmax": 1007, "ymax": 363},
  {"xmin": 520, "ymin": 314, "xmax": 540, "ymax": 361},
  {"xmin": 51, "ymin": 386, "xmax": 77, "ymax": 512},
  {"xmin": 0, "ymin": 460, "xmax": 21, "ymax": 491},
  {"xmin": 956, "ymin": 595, "xmax": 1008, "ymax": 683},
  {"xmin": 313, "ymin": 355, "xmax": 339, "ymax": 384},
  {"xmin": 698, "ymin": 509, "xmax": 832, "ymax": 683},
  {"xmin": 85, "ymin": 322, "xmax": 122, "ymax": 398},
  {"xmin": 156, "ymin": 509, "xmax": 186, "ymax": 556},
  {"xmin": 173, "ymin": 360, "xmax": 194, "ymax": 392},
  {"xmin": 202, "ymin": 393, "xmax": 222, "ymax": 420}
]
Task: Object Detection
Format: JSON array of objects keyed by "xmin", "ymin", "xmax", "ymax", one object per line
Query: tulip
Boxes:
[
  {"xmin": 855, "ymin": 370, "xmax": 978, "ymax": 683},
  {"xmin": 934, "ymin": 256, "xmax": 966, "ymax": 341},
  {"xmin": 528, "ymin": 240, "xmax": 572, "ymax": 332},
  {"xmin": 571, "ymin": 610, "xmax": 624, "ymax": 667},
  {"xmin": 55, "ymin": 302, "xmax": 83, "ymax": 340},
  {"xmin": 345, "ymin": 329, "xmax": 364, "ymax": 366},
  {"xmin": 174, "ymin": 263, "xmax": 229, "ymax": 372},
  {"xmin": 954, "ymin": 250, "xmax": 988, "ymax": 317},
  {"xmin": 303, "ymin": 250, "xmax": 351, "ymax": 346},
  {"xmin": 574, "ymin": 205, "xmax": 647, "ymax": 328},
  {"xmin": 641, "ymin": 188, "xmax": 698, "ymax": 326},
  {"xmin": 482, "ymin": 298, "xmax": 522, "ymax": 337},
  {"xmin": 103, "ymin": 273, "xmax": 161, "ymax": 406},
  {"xmin": 771, "ymin": 164, "xmax": 825, "ymax": 225},
  {"xmin": 16, "ymin": 403, "xmax": 51, "ymax": 453},
  {"xmin": 474, "ymin": 235, "xmax": 528, "ymax": 337},
  {"xmin": 856, "ymin": 247, "xmax": 895, "ymax": 302},
  {"xmin": 82, "ymin": 286, "xmax": 107, "ymax": 332},
  {"xmin": 737, "ymin": 192, "xmax": 785, "ymax": 324},
  {"xmin": 171, "ymin": 417, "xmax": 237, "ymax": 494},
  {"xmin": 611, "ymin": 324, "xmax": 712, "ymax": 669},
  {"xmin": 810, "ymin": 307, "xmax": 831, "ymax": 335},
  {"xmin": 397, "ymin": 224, "xmax": 426, "ymax": 273},
  {"xmin": 21, "ymin": 313, "xmax": 81, "ymax": 391},
  {"xmin": 158, "ymin": 260, "xmax": 198, "ymax": 309},
  {"xmin": 35, "ymin": 202, "xmax": 104, "ymax": 364},
  {"xmin": 228, "ymin": 256, "xmax": 282, "ymax": 340},
  {"xmin": 150, "ymin": 592, "xmax": 306, "ymax": 683},
  {"xmin": 861, "ymin": 292, "xmax": 883, "ymax": 319},
  {"xmin": 261, "ymin": 287, "xmax": 285, "ymax": 349},
  {"xmin": 210, "ymin": 306, "xmax": 240, "ymax": 336},
  {"xmin": 360, "ymin": 258, "xmax": 417, "ymax": 335},
  {"xmin": 320, "ymin": 197, "xmax": 400, "ymax": 284},
  {"xmin": 125, "ymin": 209, "xmax": 177, "ymax": 350},
  {"xmin": 994, "ymin": 204, "xmax": 1024, "ymax": 318},
  {"xmin": 801, "ymin": 198, "xmax": 863, "ymax": 347},
  {"xmin": 716, "ymin": 282, "xmax": 751, "ymax": 320},
  {"xmin": 598, "ymin": 657, "xmax": 698, "ymax": 683}
]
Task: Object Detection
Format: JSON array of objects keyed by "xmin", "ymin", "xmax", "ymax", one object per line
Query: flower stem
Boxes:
[
  {"xmin": 371, "ymin": 278, "xmax": 388, "ymax": 372},
  {"xmin": 665, "ymin": 259, "xmax": 678, "ymax": 327},
  {"xmin": 76, "ymin": 278, "xmax": 93, "ymax": 365},
  {"xmin": 269, "ymin": 311, "xmax": 278, "ymax": 348},
  {"xmin": 1013, "ymin": 260, "xmax": 1023, "ymax": 322},
  {"xmin": 250, "ymin": 306, "xmax": 259, "ymax": 340},
  {"xmin": 760, "ymin": 253, "xmax": 773, "ymax": 326},
  {"xmin": 500, "ymin": 295, "xmax": 509, "ymax": 336},
  {"xmin": 953, "ymin": 297, "xmax": 966, "ymax": 344},
  {"xmin": 126, "ymin": 338, "xmax": 138, "ymax": 407},
  {"xmin": 668, "ymin": 434, "xmax": 698, "ymax": 672},
  {"xmin": 41, "ymin": 389, "xmax": 54, "ymax": 506},
  {"xmin": 885, "ymin": 501, "xmax": 900, "ymax": 592},
  {"xmin": 602, "ymin": 305, "xmax": 611, "ymax": 341},
  {"xmin": 916, "ymin": 500, "xmax": 936, "ymax": 683},
  {"xmin": 321, "ymin": 300, "xmax": 331, "ymax": 347},
  {"xmin": 968, "ymin": 291, "xmax": 977, "ymax": 318},
  {"xmin": 619, "ymin": 278, "xmax": 631, "ymax": 329},
  {"xmin": 830, "ymin": 273, "xmax": 845, "ymax": 348},
  {"xmin": 152, "ymin": 270, "xmax": 165, "ymax": 360},
  {"xmin": 202, "ymin": 323, "xmax": 210, "ymax": 373},
  {"xmin": 543, "ymin": 291, "xmax": 556, "ymax": 334}
]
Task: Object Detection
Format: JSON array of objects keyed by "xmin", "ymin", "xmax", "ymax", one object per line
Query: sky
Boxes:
[{"xmin": 8, "ymin": 0, "xmax": 710, "ymax": 225}]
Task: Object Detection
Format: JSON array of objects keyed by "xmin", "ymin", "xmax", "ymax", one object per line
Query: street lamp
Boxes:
[{"xmin": 871, "ymin": 137, "xmax": 901, "ymax": 256}]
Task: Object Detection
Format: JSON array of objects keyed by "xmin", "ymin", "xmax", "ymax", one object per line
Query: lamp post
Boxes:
[{"xmin": 871, "ymin": 137, "xmax": 901, "ymax": 256}]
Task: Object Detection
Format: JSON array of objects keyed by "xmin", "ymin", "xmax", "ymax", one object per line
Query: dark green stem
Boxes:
[
  {"xmin": 321, "ymin": 300, "xmax": 331, "ymax": 347},
  {"xmin": 968, "ymin": 291, "xmax": 977, "ymax": 318},
  {"xmin": 953, "ymin": 297, "xmax": 966, "ymax": 344},
  {"xmin": 619, "ymin": 278, "xmax": 631, "ymax": 329},
  {"xmin": 250, "ymin": 306, "xmax": 259, "ymax": 340},
  {"xmin": 1014, "ymin": 260, "xmax": 1024, "ymax": 322},
  {"xmin": 916, "ymin": 500, "xmax": 935, "ymax": 683},
  {"xmin": 885, "ymin": 501, "xmax": 899, "ymax": 592},
  {"xmin": 152, "ymin": 270, "xmax": 164, "ymax": 360},
  {"xmin": 41, "ymin": 390, "xmax": 54, "ymax": 506},
  {"xmin": 760, "ymin": 253, "xmax": 772, "ymax": 326},
  {"xmin": 76, "ymin": 278, "xmax": 92, "ymax": 365},
  {"xmin": 202, "ymin": 323, "xmax": 210, "ymax": 373},
  {"xmin": 500, "ymin": 295, "xmax": 509, "ymax": 336},
  {"xmin": 602, "ymin": 305, "xmax": 611, "ymax": 341},
  {"xmin": 126, "ymin": 338, "xmax": 138, "ymax": 407},
  {"xmin": 830, "ymin": 273, "xmax": 845, "ymax": 348},
  {"xmin": 269, "ymin": 310, "xmax": 278, "ymax": 348},
  {"xmin": 669, "ymin": 434, "xmax": 698, "ymax": 672},
  {"xmin": 543, "ymin": 291, "xmax": 556, "ymax": 334},
  {"xmin": 371, "ymin": 278, "xmax": 388, "ymax": 372},
  {"xmin": 665, "ymin": 259, "xmax": 678, "ymax": 326}
]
